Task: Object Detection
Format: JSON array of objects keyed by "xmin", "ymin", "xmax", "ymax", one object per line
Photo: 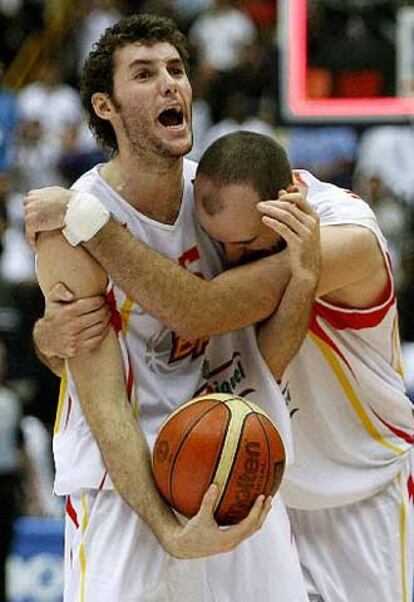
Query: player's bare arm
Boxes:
[
  {"xmin": 33, "ymin": 283, "xmax": 110, "ymax": 376},
  {"xmin": 36, "ymin": 231, "xmax": 272, "ymax": 558},
  {"xmin": 257, "ymin": 191, "xmax": 389, "ymax": 309},
  {"xmin": 25, "ymin": 187, "xmax": 291, "ymax": 341},
  {"xmin": 258, "ymin": 190, "xmax": 321, "ymax": 379}
]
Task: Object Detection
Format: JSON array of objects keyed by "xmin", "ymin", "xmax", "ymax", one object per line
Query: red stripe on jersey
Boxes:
[
  {"xmin": 293, "ymin": 171, "xmax": 309, "ymax": 190},
  {"xmin": 105, "ymin": 287, "xmax": 123, "ymax": 334},
  {"xmin": 66, "ymin": 495, "xmax": 79, "ymax": 529},
  {"xmin": 64, "ymin": 396, "xmax": 72, "ymax": 430},
  {"xmin": 309, "ymin": 309, "xmax": 355, "ymax": 377},
  {"xmin": 408, "ymin": 475, "xmax": 414, "ymax": 502},
  {"xmin": 314, "ymin": 290, "xmax": 394, "ymax": 331},
  {"xmin": 126, "ymin": 350, "xmax": 134, "ymax": 399},
  {"xmin": 314, "ymin": 255, "xmax": 395, "ymax": 331},
  {"xmin": 370, "ymin": 408, "xmax": 414, "ymax": 445},
  {"xmin": 98, "ymin": 471, "xmax": 108, "ymax": 490}
]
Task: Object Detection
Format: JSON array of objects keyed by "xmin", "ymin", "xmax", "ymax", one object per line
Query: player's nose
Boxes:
[{"xmin": 160, "ymin": 70, "xmax": 177, "ymax": 95}]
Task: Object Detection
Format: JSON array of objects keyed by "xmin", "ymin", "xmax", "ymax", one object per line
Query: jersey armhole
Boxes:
[{"xmin": 315, "ymin": 223, "xmax": 395, "ymax": 331}]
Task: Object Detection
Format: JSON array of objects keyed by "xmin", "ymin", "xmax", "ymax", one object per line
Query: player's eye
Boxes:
[
  {"xmin": 169, "ymin": 66, "xmax": 184, "ymax": 76},
  {"xmin": 135, "ymin": 70, "xmax": 151, "ymax": 80}
]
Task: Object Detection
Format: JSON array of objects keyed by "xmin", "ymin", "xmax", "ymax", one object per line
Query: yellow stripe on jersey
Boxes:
[
  {"xmin": 398, "ymin": 473, "xmax": 409, "ymax": 602},
  {"xmin": 309, "ymin": 331, "xmax": 405, "ymax": 456},
  {"xmin": 79, "ymin": 492, "xmax": 89, "ymax": 602},
  {"xmin": 54, "ymin": 367, "xmax": 68, "ymax": 435},
  {"xmin": 120, "ymin": 297, "xmax": 134, "ymax": 334},
  {"xmin": 212, "ymin": 398, "xmax": 252, "ymax": 509},
  {"xmin": 130, "ymin": 387, "xmax": 140, "ymax": 420}
]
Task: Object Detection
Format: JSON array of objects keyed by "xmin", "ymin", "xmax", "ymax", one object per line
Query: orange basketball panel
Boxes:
[
  {"xmin": 152, "ymin": 398, "xmax": 222, "ymax": 501},
  {"xmin": 171, "ymin": 403, "xmax": 230, "ymax": 517}
]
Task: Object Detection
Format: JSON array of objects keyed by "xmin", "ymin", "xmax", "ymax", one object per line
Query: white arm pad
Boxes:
[{"xmin": 62, "ymin": 191, "xmax": 110, "ymax": 246}]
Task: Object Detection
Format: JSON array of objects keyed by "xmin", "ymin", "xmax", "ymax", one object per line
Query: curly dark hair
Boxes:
[{"xmin": 80, "ymin": 13, "xmax": 190, "ymax": 153}]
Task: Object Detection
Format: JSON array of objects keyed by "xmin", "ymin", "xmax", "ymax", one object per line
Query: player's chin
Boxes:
[{"xmin": 162, "ymin": 136, "xmax": 192, "ymax": 158}]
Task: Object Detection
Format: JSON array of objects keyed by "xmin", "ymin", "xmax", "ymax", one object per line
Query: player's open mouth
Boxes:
[{"xmin": 157, "ymin": 107, "xmax": 185, "ymax": 129}]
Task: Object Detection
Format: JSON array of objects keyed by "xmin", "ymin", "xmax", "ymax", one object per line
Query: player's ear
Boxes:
[{"xmin": 91, "ymin": 92, "xmax": 115, "ymax": 121}]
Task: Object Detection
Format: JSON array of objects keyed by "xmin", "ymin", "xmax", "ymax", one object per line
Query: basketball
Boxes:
[{"xmin": 152, "ymin": 393, "xmax": 285, "ymax": 525}]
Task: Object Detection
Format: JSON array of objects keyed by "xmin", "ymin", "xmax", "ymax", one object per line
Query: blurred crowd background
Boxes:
[{"xmin": 0, "ymin": 0, "xmax": 414, "ymax": 552}]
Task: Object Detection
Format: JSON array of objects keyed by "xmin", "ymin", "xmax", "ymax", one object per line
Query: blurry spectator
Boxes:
[
  {"xmin": 21, "ymin": 415, "xmax": 62, "ymax": 517},
  {"xmin": 189, "ymin": 0, "xmax": 256, "ymax": 73},
  {"xmin": 201, "ymin": 90, "xmax": 276, "ymax": 154},
  {"xmin": 207, "ymin": 38, "xmax": 275, "ymax": 122},
  {"xmin": 355, "ymin": 125, "xmax": 414, "ymax": 206},
  {"xmin": 398, "ymin": 244, "xmax": 414, "ymax": 343},
  {"xmin": 243, "ymin": 0, "xmax": 276, "ymax": 38},
  {"xmin": 287, "ymin": 126, "xmax": 358, "ymax": 189},
  {"xmin": 0, "ymin": 177, "xmax": 33, "ymax": 387},
  {"xmin": 0, "ymin": 0, "xmax": 25, "ymax": 65},
  {"xmin": 0, "ymin": 171, "xmax": 34, "ymax": 283},
  {"xmin": 358, "ymin": 172, "xmax": 412, "ymax": 286},
  {"xmin": 13, "ymin": 116, "xmax": 63, "ymax": 192},
  {"xmin": 187, "ymin": 60, "xmax": 213, "ymax": 161},
  {"xmin": 138, "ymin": 0, "xmax": 177, "ymax": 20},
  {"xmin": 18, "ymin": 57, "xmax": 83, "ymax": 145},
  {"xmin": 172, "ymin": 0, "xmax": 213, "ymax": 30},
  {"xmin": 0, "ymin": 61, "xmax": 18, "ymax": 173},
  {"xmin": 76, "ymin": 0, "xmax": 121, "ymax": 72},
  {"xmin": 0, "ymin": 173, "xmax": 58, "ymax": 426},
  {"xmin": 0, "ymin": 341, "xmax": 23, "ymax": 602},
  {"xmin": 58, "ymin": 121, "xmax": 107, "ymax": 185}
]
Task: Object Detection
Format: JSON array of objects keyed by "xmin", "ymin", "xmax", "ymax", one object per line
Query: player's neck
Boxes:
[{"xmin": 102, "ymin": 154, "xmax": 184, "ymax": 225}]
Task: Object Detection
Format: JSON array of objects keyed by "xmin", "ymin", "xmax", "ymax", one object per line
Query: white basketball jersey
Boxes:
[
  {"xmin": 282, "ymin": 170, "xmax": 414, "ymax": 509},
  {"xmin": 53, "ymin": 159, "xmax": 291, "ymax": 495}
]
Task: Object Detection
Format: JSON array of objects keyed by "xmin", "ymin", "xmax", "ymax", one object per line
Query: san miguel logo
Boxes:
[
  {"xmin": 168, "ymin": 245, "xmax": 210, "ymax": 364},
  {"xmin": 194, "ymin": 353, "xmax": 252, "ymax": 397}
]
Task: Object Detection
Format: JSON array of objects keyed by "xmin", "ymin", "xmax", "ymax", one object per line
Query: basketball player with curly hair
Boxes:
[{"xmin": 25, "ymin": 14, "xmax": 317, "ymax": 602}]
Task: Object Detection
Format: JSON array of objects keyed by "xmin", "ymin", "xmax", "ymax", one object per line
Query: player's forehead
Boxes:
[
  {"xmin": 195, "ymin": 180, "xmax": 261, "ymax": 243},
  {"xmin": 113, "ymin": 42, "xmax": 183, "ymax": 73},
  {"xmin": 196, "ymin": 178, "xmax": 260, "ymax": 215}
]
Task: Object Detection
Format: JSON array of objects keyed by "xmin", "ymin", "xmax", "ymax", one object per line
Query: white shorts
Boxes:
[
  {"xmin": 63, "ymin": 489, "xmax": 308, "ymax": 601},
  {"xmin": 288, "ymin": 460, "xmax": 414, "ymax": 602},
  {"xmin": 206, "ymin": 493, "xmax": 308, "ymax": 602}
]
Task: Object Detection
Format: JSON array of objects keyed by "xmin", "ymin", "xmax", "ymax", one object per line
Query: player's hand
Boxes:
[
  {"xmin": 24, "ymin": 186, "xmax": 71, "ymax": 249},
  {"xmin": 257, "ymin": 185, "xmax": 320, "ymax": 286},
  {"xmin": 167, "ymin": 485, "xmax": 272, "ymax": 559},
  {"xmin": 34, "ymin": 282, "xmax": 111, "ymax": 359}
]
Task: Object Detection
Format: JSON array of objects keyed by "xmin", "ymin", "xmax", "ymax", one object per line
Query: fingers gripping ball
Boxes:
[{"xmin": 152, "ymin": 393, "xmax": 285, "ymax": 525}]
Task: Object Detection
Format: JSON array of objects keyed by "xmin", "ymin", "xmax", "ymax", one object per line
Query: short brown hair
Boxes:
[
  {"xmin": 196, "ymin": 131, "xmax": 293, "ymax": 215},
  {"xmin": 80, "ymin": 13, "xmax": 190, "ymax": 153}
]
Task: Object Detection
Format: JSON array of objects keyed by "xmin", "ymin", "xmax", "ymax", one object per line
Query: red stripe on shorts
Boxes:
[{"xmin": 66, "ymin": 495, "xmax": 79, "ymax": 529}]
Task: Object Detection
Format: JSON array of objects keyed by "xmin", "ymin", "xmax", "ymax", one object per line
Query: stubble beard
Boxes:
[{"xmin": 118, "ymin": 106, "xmax": 193, "ymax": 165}]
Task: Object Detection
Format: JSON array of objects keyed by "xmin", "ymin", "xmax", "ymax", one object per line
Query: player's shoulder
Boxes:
[
  {"xmin": 70, "ymin": 164, "xmax": 103, "ymax": 194},
  {"xmin": 294, "ymin": 169, "xmax": 374, "ymax": 225}
]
